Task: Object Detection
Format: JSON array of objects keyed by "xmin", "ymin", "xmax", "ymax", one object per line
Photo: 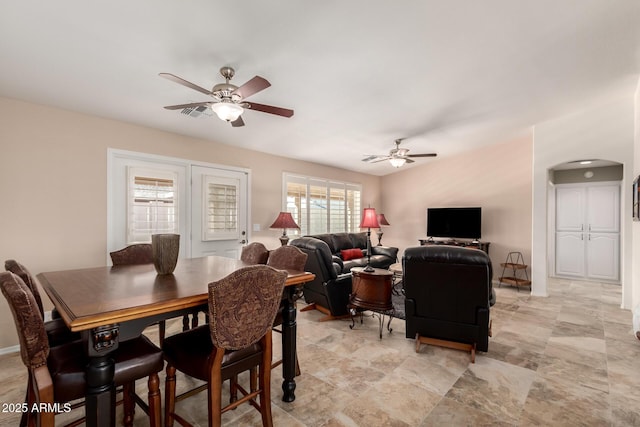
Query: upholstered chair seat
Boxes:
[{"xmin": 47, "ymin": 336, "xmax": 163, "ymax": 404}]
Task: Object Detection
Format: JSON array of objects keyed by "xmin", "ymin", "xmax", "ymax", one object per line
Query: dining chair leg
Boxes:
[
  {"xmin": 250, "ymin": 367, "xmax": 258, "ymax": 393},
  {"xmin": 208, "ymin": 352, "xmax": 224, "ymax": 427},
  {"xmin": 164, "ymin": 365, "xmax": 177, "ymax": 427},
  {"xmin": 19, "ymin": 383, "xmax": 28, "ymax": 427},
  {"xmin": 122, "ymin": 383, "xmax": 135, "ymax": 427},
  {"xmin": 260, "ymin": 336, "xmax": 273, "ymax": 427},
  {"xmin": 230, "ymin": 374, "xmax": 239, "ymax": 403},
  {"xmin": 148, "ymin": 373, "xmax": 161, "ymax": 427}
]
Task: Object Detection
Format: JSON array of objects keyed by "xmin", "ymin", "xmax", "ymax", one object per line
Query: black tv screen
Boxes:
[{"xmin": 427, "ymin": 207, "xmax": 482, "ymax": 239}]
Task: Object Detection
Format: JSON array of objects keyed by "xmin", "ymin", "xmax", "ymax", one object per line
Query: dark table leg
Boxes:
[
  {"xmin": 85, "ymin": 325, "xmax": 119, "ymax": 427},
  {"xmin": 281, "ymin": 287, "xmax": 298, "ymax": 402}
]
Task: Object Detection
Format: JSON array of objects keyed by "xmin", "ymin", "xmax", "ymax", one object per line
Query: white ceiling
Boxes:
[{"xmin": 1, "ymin": 1, "xmax": 638, "ymax": 176}]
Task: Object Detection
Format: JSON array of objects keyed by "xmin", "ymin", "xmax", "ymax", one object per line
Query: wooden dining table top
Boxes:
[{"xmin": 38, "ymin": 255, "xmax": 315, "ymax": 332}]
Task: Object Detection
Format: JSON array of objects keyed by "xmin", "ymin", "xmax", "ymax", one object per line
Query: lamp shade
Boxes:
[
  {"xmin": 377, "ymin": 213, "xmax": 390, "ymax": 226},
  {"xmin": 389, "ymin": 157, "xmax": 406, "ymax": 168},
  {"xmin": 359, "ymin": 207, "xmax": 380, "ymax": 229},
  {"xmin": 211, "ymin": 102, "xmax": 244, "ymax": 122},
  {"xmin": 269, "ymin": 212, "xmax": 300, "ymax": 229}
]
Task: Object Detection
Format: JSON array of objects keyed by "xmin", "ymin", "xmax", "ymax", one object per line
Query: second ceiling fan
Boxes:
[
  {"xmin": 160, "ymin": 66, "xmax": 294, "ymax": 127},
  {"xmin": 362, "ymin": 139, "xmax": 437, "ymax": 168}
]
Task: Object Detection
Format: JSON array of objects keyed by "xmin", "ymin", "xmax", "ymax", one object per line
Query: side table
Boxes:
[{"xmin": 348, "ymin": 267, "xmax": 394, "ymax": 339}]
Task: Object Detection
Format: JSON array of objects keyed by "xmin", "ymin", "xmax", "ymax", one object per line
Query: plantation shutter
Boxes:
[
  {"xmin": 203, "ymin": 175, "xmax": 239, "ymax": 240},
  {"xmin": 284, "ymin": 174, "xmax": 362, "ymax": 235},
  {"xmin": 127, "ymin": 168, "xmax": 178, "ymax": 244}
]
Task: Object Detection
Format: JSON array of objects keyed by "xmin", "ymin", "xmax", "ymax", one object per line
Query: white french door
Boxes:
[
  {"xmin": 555, "ymin": 182, "xmax": 620, "ymax": 282},
  {"xmin": 191, "ymin": 165, "xmax": 248, "ymax": 259}
]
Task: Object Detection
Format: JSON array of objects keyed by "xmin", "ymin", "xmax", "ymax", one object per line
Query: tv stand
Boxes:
[{"xmin": 419, "ymin": 239, "xmax": 490, "ymax": 255}]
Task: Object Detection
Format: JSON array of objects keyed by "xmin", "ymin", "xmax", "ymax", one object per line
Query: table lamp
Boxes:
[
  {"xmin": 376, "ymin": 213, "xmax": 390, "ymax": 246},
  {"xmin": 270, "ymin": 212, "xmax": 300, "ymax": 246},
  {"xmin": 359, "ymin": 207, "xmax": 380, "ymax": 272}
]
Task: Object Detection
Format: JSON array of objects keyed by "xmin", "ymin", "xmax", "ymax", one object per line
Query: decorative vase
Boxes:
[{"xmin": 151, "ymin": 234, "xmax": 180, "ymax": 275}]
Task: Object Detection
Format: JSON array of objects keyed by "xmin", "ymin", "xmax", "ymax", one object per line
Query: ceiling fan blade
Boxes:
[
  {"xmin": 407, "ymin": 153, "xmax": 438, "ymax": 158},
  {"xmin": 405, "ymin": 158, "xmax": 415, "ymax": 164},
  {"xmin": 231, "ymin": 116, "xmax": 245, "ymax": 127},
  {"xmin": 159, "ymin": 73, "xmax": 212, "ymax": 96},
  {"xmin": 163, "ymin": 102, "xmax": 211, "ymax": 110},
  {"xmin": 246, "ymin": 102, "xmax": 294, "ymax": 118},
  {"xmin": 363, "ymin": 156, "xmax": 391, "ymax": 163},
  {"xmin": 233, "ymin": 76, "xmax": 271, "ymax": 99}
]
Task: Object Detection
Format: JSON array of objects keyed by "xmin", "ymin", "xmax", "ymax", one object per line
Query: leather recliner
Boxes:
[
  {"xmin": 290, "ymin": 237, "xmax": 352, "ymax": 320},
  {"xmin": 403, "ymin": 245, "xmax": 494, "ymax": 358}
]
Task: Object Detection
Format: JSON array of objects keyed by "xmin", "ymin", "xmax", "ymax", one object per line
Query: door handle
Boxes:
[{"xmin": 239, "ymin": 239, "xmax": 246, "ymax": 244}]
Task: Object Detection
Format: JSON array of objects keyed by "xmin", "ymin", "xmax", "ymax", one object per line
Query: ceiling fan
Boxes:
[
  {"xmin": 362, "ymin": 139, "xmax": 437, "ymax": 168},
  {"xmin": 159, "ymin": 66, "xmax": 294, "ymax": 127}
]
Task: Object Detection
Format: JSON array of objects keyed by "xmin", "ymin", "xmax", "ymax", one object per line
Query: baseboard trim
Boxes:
[{"xmin": 0, "ymin": 344, "xmax": 19, "ymax": 355}]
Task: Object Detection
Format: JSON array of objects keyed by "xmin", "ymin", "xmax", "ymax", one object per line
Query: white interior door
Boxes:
[
  {"xmin": 586, "ymin": 233, "xmax": 620, "ymax": 280},
  {"xmin": 191, "ymin": 165, "xmax": 248, "ymax": 259},
  {"xmin": 555, "ymin": 182, "xmax": 620, "ymax": 282},
  {"xmin": 556, "ymin": 232, "xmax": 586, "ymax": 276}
]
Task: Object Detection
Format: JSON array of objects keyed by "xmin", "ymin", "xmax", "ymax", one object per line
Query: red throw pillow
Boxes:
[{"xmin": 341, "ymin": 248, "xmax": 364, "ymax": 261}]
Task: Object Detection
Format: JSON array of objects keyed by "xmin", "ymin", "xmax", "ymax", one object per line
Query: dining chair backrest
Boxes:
[
  {"xmin": 0, "ymin": 272, "xmax": 49, "ymax": 370},
  {"xmin": 266, "ymin": 245, "xmax": 308, "ymax": 271},
  {"xmin": 207, "ymin": 265, "xmax": 287, "ymax": 350},
  {"xmin": 110, "ymin": 243, "xmax": 153, "ymax": 265},
  {"xmin": 5, "ymin": 259, "xmax": 45, "ymax": 318},
  {"xmin": 240, "ymin": 242, "xmax": 270, "ymax": 265}
]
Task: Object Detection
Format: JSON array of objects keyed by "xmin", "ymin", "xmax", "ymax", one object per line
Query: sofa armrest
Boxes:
[
  {"xmin": 371, "ymin": 245, "xmax": 398, "ymax": 260},
  {"xmin": 332, "ymin": 255, "xmax": 344, "ymax": 271},
  {"xmin": 323, "ymin": 273, "xmax": 353, "ymax": 316}
]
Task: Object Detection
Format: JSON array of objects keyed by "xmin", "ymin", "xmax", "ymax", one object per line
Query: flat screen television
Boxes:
[{"xmin": 426, "ymin": 207, "xmax": 482, "ymax": 240}]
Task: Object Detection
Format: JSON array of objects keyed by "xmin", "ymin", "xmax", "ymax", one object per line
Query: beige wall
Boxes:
[
  {"xmin": 0, "ymin": 96, "xmax": 381, "ymax": 348},
  {"xmin": 380, "ymin": 134, "xmax": 533, "ymax": 275}
]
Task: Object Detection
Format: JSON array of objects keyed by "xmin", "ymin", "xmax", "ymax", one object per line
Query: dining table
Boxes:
[{"xmin": 37, "ymin": 255, "xmax": 315, "ymax": 427}]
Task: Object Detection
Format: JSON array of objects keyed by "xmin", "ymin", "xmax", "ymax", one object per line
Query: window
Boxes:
[
  {"xmin": 284, "ymin": 173, "xmax": 361, "ymax": 235},
  {"xmin": 127, "ymin": 167, "xmax": 179, "ymax": 244}
]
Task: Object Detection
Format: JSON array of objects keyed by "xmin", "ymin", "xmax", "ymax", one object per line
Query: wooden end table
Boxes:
[{"xmin": 348, "ymin": 267, "xmax": 394, "ymax": 339}]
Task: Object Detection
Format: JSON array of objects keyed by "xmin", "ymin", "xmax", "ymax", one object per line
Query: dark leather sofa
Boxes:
[
  {"xmin": 303, "ymin": 232, "xmax": 398, "ymax": 273},
  {"xmin": 403, "ymin": 245, "xmax": 494, "ymax": 358}
]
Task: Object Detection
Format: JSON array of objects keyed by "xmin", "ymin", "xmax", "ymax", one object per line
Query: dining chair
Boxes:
[
  {"xmin": 0, "ymin": 271, "xmax": 163, "ymax": 427},
  {"xmin": 163, "ymin": 265, "xmax": 287, "ymax": 427},
  {"xmin": 240, "ymin": 242, "xmax": 270, "ymax": 265},
  {"xmin": 4, "ymin": 260, "xmax": 79, "ymax": 347},
  {"xmin": 109, "ymin": 242, "xmax": 154, "ymax": 265},
  {"xmin": 266, "ymin": 245, "xmax": 307, "ymax": 372}
]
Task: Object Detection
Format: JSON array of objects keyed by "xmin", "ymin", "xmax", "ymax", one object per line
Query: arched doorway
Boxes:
[{"xmin": 548, "ymin": 159, "xmax": 622, "ymax": 284}]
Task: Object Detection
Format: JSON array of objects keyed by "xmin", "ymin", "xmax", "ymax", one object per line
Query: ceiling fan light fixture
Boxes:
[
  {"xmin": 389, "ymin": 157, "xmax": 406, "ymax": 168},
  {"xmin": 211, "ymin": 102, "xmax": 244, "ymax": 122}
]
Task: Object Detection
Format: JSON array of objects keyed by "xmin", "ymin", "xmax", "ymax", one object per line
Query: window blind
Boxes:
[
  {"xmin": 127, "ymin": 169, "xmax": 178, "ymax": 244},
  {"xmin": 284, "ymin": 173, "xmax": 362, "ymax": 235}
]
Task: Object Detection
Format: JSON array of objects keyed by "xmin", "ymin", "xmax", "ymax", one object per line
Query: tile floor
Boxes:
[{"xmin": 1, "ymin": 277, "xmax": 640, "ymax": 426}]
